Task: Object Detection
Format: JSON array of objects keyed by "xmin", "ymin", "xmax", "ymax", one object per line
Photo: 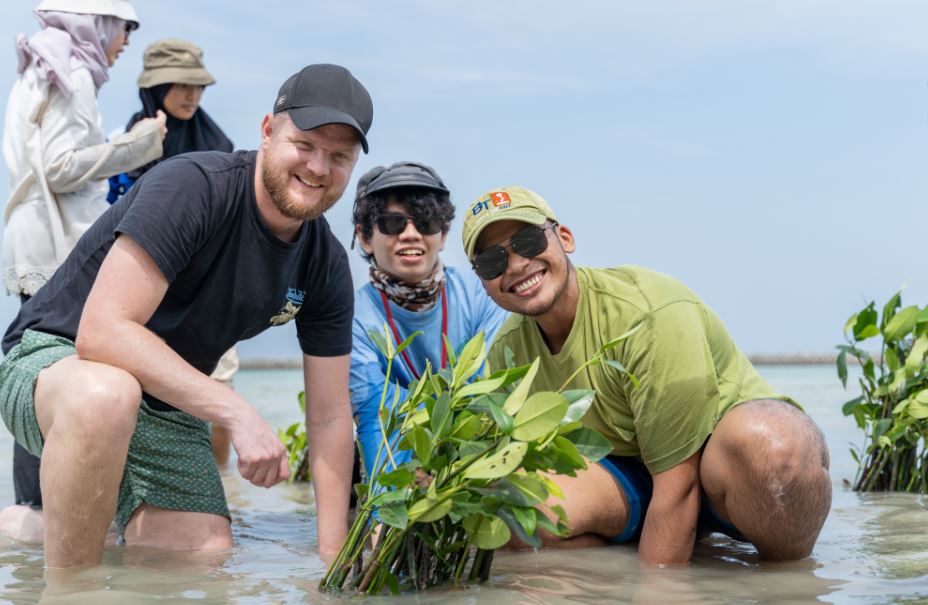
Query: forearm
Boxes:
[
  {"xmin": 307, "ymin": 412, "xmax": 354, "ymax": 554},
  {"xmin": 638, "ymin": 481, "xmax": 700, "ymax": 565},
  {"xmin": 75, "ymin": 317, "xmax": 250, "ymax": 426},
  {"xmin": 44, "ymin": 120, "xmax": 163, "ymax": 192}
]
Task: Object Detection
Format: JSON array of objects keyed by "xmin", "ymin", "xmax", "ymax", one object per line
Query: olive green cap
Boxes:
[
  {"xmin": 462, "ymin": 186, "xmax": 559, "ymax": 259},
  {"xmin": 137, "ymin": 39, "xmax": 215, "ymax": 88}
]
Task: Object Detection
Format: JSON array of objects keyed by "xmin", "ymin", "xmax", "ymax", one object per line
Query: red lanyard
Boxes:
[{"xmin": 379, "ymin": 287, "xmax": 448, "ymax": 380}]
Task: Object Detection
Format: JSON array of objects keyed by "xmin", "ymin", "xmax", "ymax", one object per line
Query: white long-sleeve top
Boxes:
[{"xmin": 3, "ymin": 58, "xmax": 163, "ymax": 295}]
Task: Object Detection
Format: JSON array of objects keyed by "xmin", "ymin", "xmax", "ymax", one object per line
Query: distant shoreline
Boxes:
[{"xmin": 239, "ymin": 353, "xmax": 855, "ymax": 370}]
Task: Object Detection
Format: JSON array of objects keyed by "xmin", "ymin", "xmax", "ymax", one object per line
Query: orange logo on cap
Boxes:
[{"xmin": 490, "ymin": 192, "xmax": 511, "ymax": 207}]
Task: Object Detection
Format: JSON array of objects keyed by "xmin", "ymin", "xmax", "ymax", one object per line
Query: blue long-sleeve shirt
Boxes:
[{"xmin": 350, "ymin": 266, "xmax": 508, "ymax": 478}]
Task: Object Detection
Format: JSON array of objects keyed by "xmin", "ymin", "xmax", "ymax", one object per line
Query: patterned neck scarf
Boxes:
[{"xmin": 369, "ymin": 261, "xmax": 445, "ymax": 311}]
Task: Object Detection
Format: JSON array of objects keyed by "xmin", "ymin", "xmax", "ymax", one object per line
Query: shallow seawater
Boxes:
[{"xmin": 0, "ymin": 365, "xmax": 926, "ymax": 604}]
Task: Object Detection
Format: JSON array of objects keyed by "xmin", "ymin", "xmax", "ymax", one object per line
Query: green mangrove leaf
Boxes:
[
  {"xmin": 503, "ymin": 358, "xmax": 540, "ymax": 415},
  {"xmin": 504, "ymin": 346, "xmax": 517, "ymax": 369},
  {"xmin": 370, "ymin": 488, "xmax": 411, "ymax": 506},
  {"xmin": 883, "ymin": 305, "xmax": 919, "ymax": 343},
  {"xmin": 551, "ymin": 436, "xmax": 586, "ymax": 469},
  {"xmin": 454, "ymin": 438, "xmax": 492, "ymax": 458},
  {"xmin": 408, "ymin": 425, "xmax": 433, "ymax": 465},
  {"xmin": 563, "ymin": 426, "xmax": 613, "ymax": 462},
  {"xmin": 512, "ymin": 505, "xmax": 537, "ymax": 537},
  {"xmin": 453, "ymin": 332, "xmax": 487, "ymax": 388},
  {"xmin": 471, "ymin": 476, "xmax": 544, "ymax": 507},
  {"xmin": 497, "ymin": 506, "xmax": 541, "ymax": 549},
  {"xmin": 841, "ymin": 395, "xmax": 866, "ymax": 416},
  {"xmin": 907, "ymin": 395, "xmax": 928, "ymax": 419},
  {"xmin": 513, "ymin": 392, "xmax": 569, "ymax": 442},
  {"xmin": 442, "ymin": 334, "xmax": 458, "ymax": 368},
  {"xmin": 504, "ymin": 474, "xmax": 549, "ymax": 505},
  {"xmin": 408, "ymin": 496, "xmax": 453, "ymax": 523},
  {"xmin": 406, "ymin": 407, "xmax": 429, "ymax": 428},
  {"xmin": 881, "ymin": 291, "xmax": 903, "ymax": 330},
  {"xmin": 462, "ymin": 514, "xmax": 511, "ymax": 550},
  {"xmin": 395, "ymin": 330, "xmax": 424, "ymax": 357},
  {"xmin": 851, "ymin": 303, "xmax": 879, "ymax": 341},
  {"xmin": 377, "ymin": 467, "xmax": 413, "ymax": 489},
  {"xmin": 874, "ymin": 417, "xmax": 892, "ymax": 437},
  {"xmin": 486, "ymin": 399, "xmax": 515, "ymax": 434},
  {"xmin": 539, "ymin": 475, "xmax": 564, "ymax": 499},
  {"xmin": 557, "ymin": 420, "xmax": 585, "ymax": 436},
  {"xmin": 905, "ymin": 335, "xmax": 928, "ymax": 375},
  {"xmin": 450, "ymin": 412, "xmax": 482, "ymax": 441},
  {"xmin": 464, "ymin": 442, "xmax": 527, "ymax": 480},
  {"xmin": 467, "ymin": 392, "xmax": 508, "ymax": 415},
  {"xmin": 455, "ymin": 374, "xmax": 506, "ymax": 400},
  {"xmin": 561, "ymin": 390, "xmax": 596, "ymax": 424},
  {"xmin": 604, "ymin": 359, "xmax": 640, "ymax": 388},
  {"xmin": 430, "ymin": 392, "xmax": 452, "ymax": 441},
  {"xmin": 368, "ymin": 325, "xmax": 391, "ymax": 358},
  {"xmin": 378, "ymin": 502, "xmax": 409, "ymax": 529},
  {"xmin": 885, "ymin": 348, "xmax": 902, "ymax": 374},
  {"xmin": 598, "ymin": 323, "xmax": 643, "ymax": 352},
  {"xmin": 836, "ymin": 349, "xmax": 848, "ymax": 387}
]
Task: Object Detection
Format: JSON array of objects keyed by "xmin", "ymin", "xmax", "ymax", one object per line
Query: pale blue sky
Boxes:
[{"xmin": 1, "ymin": 1, "xmax": 926, "ymax": 359}]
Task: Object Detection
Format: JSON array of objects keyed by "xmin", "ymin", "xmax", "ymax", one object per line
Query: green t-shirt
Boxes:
[{"xmin": 488, "ymin": 266, "xmax": 796, "ymax": 474}]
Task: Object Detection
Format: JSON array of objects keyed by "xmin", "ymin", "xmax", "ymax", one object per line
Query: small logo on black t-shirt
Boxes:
[{"xmin": 269, "ymin": 287, "xmax": 306, "ymax": 326}]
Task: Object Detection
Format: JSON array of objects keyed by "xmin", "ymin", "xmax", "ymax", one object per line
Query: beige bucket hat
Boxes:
[
  {"xmin": 137, "ymin": 39, "xmax": 216, "ymax": 88},
  {"xmin": 35, "ymin": 0, "xmax": 140, "ymax": 29}
]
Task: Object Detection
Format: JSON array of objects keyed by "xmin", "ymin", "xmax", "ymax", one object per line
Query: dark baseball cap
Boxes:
[
  {"xmin": 355, "ymin": 161, "xmax": 448, "ymax": 202},
  {"xmin": 273, "ymin": 64, "xmax": 373, "ymax": 153}
]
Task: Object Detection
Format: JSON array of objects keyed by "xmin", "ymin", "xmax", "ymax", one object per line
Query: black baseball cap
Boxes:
[
  {"xmin": 273, "ymin": 64, "xmax": 373, "ymax": 153},
  {"xmin": 355, "ymin": 161, "xmax": 449, "ymax": 202}
]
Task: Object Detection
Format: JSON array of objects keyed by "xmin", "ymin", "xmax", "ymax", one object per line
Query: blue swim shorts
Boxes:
[{"xmin": 598, "ymin": 455, "xmax": 748, "ymax": 544}]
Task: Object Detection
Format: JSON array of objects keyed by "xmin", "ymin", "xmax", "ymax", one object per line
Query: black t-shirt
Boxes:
[{"xmin": 3, "ymin": 150, "xmax": 353, "ymax": 409}]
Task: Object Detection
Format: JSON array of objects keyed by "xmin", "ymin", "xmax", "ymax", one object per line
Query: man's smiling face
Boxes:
[
  {"xmin": 260, "ymin": 115, "xmax": 360, "ymax": 222},
  {"xmin": 473, "ymin": 219, "xmax": 575, "ymax": 317}
]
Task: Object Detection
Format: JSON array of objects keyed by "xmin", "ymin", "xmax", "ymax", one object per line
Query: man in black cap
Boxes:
[{"xmin": 0, "ymin": 64, "xmax": 372, "ymax": 568}]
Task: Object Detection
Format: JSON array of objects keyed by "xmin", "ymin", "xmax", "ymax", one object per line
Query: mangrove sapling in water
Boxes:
[
  {"xmin": 320, "ymin": 324, "xmax": 640, "ymax": 594},
  {"xmin": 837, "ymin": 289, "xmax": 928, "ymax": 492},
  {"xmin": 278, "ymin": 391, "xmax": 310, "ymax": 482}
]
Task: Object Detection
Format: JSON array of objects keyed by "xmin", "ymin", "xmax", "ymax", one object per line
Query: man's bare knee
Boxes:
[
  {"xmin": 36, "ymin": 361, "xmax": 142, "ymax": 439},
  {"xmin": 708, "ymin": 400, "xmax": 832, "ymax": 560}
]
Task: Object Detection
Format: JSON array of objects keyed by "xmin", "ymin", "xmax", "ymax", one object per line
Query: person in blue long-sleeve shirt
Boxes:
[{"xmin": 349, "ymin": 162, "xmax": 508, "ymax": 480}]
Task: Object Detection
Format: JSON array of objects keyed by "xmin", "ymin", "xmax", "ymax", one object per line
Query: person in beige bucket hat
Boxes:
[
  {"xmin": 0, "ymin": 0, "xmax": 166, "ymax": 542},
  {"xmin": 108, "ymin": 38, "xmax": 232, "ymax": 203}
]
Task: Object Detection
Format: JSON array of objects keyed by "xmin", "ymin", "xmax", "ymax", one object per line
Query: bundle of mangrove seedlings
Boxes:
[
  {"xmin": 320, "ymin": 326, "xmax": 638, "ymax": 594},
  {"xmin": 837, "ymin": 290, "xmax": 928, "ymax": 492}
]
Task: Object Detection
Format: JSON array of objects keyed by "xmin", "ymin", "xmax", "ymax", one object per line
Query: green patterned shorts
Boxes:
[{"xmin": 0, "ymin": 329, "xmax": 230, "ymax": 533}]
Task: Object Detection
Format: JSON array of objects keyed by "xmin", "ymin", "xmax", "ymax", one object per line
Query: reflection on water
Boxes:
[{"xmin": 0, "ymin": 367, "xmax": 924, "ymax": 604}]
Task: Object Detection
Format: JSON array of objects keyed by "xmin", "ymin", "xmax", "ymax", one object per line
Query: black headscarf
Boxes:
[{"xmin": 126, "ymin": 83, "xmax": 234, "ymax": 179}]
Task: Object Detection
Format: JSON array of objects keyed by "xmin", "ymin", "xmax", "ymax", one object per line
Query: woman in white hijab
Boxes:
[{"xmin": 0, "ymin": 0, "xmax": 166, "ymax": 541}]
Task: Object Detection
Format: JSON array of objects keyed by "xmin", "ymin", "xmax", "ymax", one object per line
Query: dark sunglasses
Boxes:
[
  {"xmin": 472, "ymin": 224, "xmax": 556, "ymax": 281},
  {"xmin": 376, "ymin": 213, "xmax": 443, "ymax": 236}
]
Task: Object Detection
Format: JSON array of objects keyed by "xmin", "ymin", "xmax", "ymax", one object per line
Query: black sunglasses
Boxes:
[
  {"xmin": 471, "ymin": 224, "xmax": 556, "ymax": 281},
  {"xmin": 376, "ymin": 213, "xmax": 443, "ymax": 236}
]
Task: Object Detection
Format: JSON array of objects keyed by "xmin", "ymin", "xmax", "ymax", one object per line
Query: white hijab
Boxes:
[{"xmin": 15, "ymin": 10, "xmax": 124, "ymax": 97}]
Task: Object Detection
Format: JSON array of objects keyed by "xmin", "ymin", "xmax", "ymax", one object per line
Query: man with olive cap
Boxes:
[
  {"xmin": 348, "ymin": 161, "xmax": 507, "ymax": 481},
  {"xmin": 0, "ymin": 64, "xmax": 372, "ymax": 567},
  {"xmin": 461, "ymin": 187, "xmax": 832, "ymax": 564}
]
